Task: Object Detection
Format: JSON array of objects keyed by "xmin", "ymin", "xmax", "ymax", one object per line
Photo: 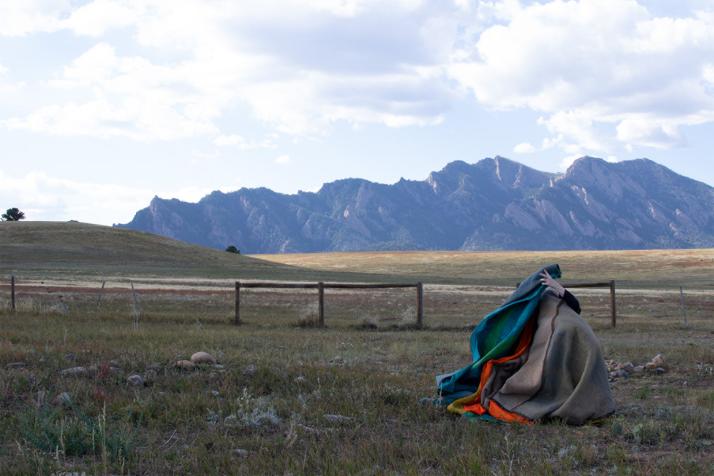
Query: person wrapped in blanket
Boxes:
[{"xmin": 435, "ymin": 264, "xmax": 614, "ymax": 425}]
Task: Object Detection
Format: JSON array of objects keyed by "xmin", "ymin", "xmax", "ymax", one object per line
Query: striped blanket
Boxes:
[{"xmin": 436, "ymin": 265, "xmax": 614, "ymax": 425}]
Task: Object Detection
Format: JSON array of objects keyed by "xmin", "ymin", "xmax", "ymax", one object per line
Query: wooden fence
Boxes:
[
  {"xmin": 3, "ymin": 275, "xmax": 619, "ymax": 328},
  {"xmin": 235, "ymin": 281, "xmax": 424, "ymax": 328},
  {"xmin": 563, "ymin": 281, "xmax": 617, "ymax": 328}
]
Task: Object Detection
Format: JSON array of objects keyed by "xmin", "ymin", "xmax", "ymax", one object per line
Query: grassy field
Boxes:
[
  {"xmin": 258, "ymin": 248, "xmax": 714, "ymax": 288},
  {"xmin": 0, "ymin": 222, "xmax": 393, "ymax": 283},
  {"xmin": 1, "ymin": 224, "xmax": 713, "ymax": 474}
]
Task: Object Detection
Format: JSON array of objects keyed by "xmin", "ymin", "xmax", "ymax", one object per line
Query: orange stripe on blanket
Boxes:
[{"xmin": 461, "ymin": 318, "xmax": 536, "ymax": 424}]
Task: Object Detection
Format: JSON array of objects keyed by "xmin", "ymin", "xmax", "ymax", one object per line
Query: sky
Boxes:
[{"xmin": 1, "ymin": 0, "xmax": 713, "ymax": 225}]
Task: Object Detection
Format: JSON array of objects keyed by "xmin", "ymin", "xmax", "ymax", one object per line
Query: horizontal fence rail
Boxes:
[
  {"xmin": 559, "ymin": 280, "xmax": 617, "ymax": 327},
  {"xmin": 14, "ymin": 276, "xmax": 703, "ymax": 331},
  {"xmin": 235, "ymin": 281, "xmax": 423, "ymax": 328}
]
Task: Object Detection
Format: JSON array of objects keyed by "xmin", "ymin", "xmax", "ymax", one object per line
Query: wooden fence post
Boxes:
[
  {"xmin": 318, "ymin": 282, "xmax": 325, "ymax": 327},
  {"xmin": 416, "ymin": 282, "xmax": 424, "ymax": 328},
  {"xmin": 679, "ymin": 286, "xmax": 688, "ymax": 326},
  {"xmin": 10, "ymin": 275, "xmax": 15, "ymax": 313},
  {"xmin": 95, "ymin": 280, "xmax": 106, "ymax": 314},
  {"xmin": 235, "ymin": 281, "xmax": 241, "ymax": 325},
  {"xmin": 609, "ymin": 280, "xmax": 617, "ymax": 328},
  {"xmin": 130, "ymin": 281, "xmax": 141, "ymax": 329}
]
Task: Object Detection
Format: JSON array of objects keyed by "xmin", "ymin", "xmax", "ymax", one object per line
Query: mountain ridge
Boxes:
[{"xmin": 118, "ymin": 156, "xmax": 714, "ymax": 252}]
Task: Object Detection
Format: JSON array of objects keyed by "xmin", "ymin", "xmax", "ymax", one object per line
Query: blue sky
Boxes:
[{"xmin": 1, "ymin": 0, "xmax": 713, "ymax": 225}]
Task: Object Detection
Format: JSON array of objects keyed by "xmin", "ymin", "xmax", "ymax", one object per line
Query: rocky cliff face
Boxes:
[{"xmin": 117, "ymin": 156, "xmax": 714, "ymax": 252}]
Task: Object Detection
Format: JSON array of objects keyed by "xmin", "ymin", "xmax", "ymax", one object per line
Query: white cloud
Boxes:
[
  {"xmin": 449, "ymin": 0, "xmax": 714, "ymax": 153},
  {"xmin": 5, "ymin": 42, "xmax": 217, "ymax": 140},
  {"xmin": 213, "ymin": 134, "xmax": 277, "ymax": 150},
  {"xmin": 0, "ymin": 168, "xmax": 244, "ymax": 224},
  {"xmin": 62, "ymin": 0, "xmax": 137, "ymax": 37},
  {"xmin": 513, "ymin": 142, "xmax": 535, "ymax": 154},
  {"xmin": 2, "ymin": 0, "xmax": 460, "ymax": 141},
  {"xmin": 274, "ymin": 154, "xmax": 291, "ymax": 165},
  {"xmin": 4, "ymin": 0, "xmax": 714, "ymax": 157},
  {"xmin": 0, "ymin": 169, "xmax": 154, "ymax": 224},
  {"xmin": 0, "ymin": 0, "xmax": 69, "ymax": 36}
]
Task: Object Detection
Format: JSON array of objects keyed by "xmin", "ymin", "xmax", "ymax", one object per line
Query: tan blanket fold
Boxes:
[{"xmin": 490, "ymin": 294, "xmax": 615, "ymax": 425}]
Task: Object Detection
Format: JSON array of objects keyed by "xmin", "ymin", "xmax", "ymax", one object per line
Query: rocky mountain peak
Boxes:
[{"xmin": 119, "ymin": 157, "xmax": 714, "ymax": 252}]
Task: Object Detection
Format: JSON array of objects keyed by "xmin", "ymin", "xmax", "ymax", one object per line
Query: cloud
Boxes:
[
  {"xmin": 0, "ymin": 168, "xmax": 242, "ymax": 224},
  {"xmin": 513, "ymin": 142, "xmax": 535, "ymax": 154},
  {"xmin": 213, "ymin": 134, "xmax": 277, "ymax": 150},
  {"xmin": 0, "ymin": 0, "xmax": 69, "ymax": 37},
  {"xmin": 2, "ymin": 0, "xmax": 461, "ymax": 140},
  {"xmin": 274, "ymin": 154, "xmax": 291, "ymax": 165},
  {"xmin": 4, "ymin": 42, "xmax": 217, "ymax": 140},
  {"xmin": 5, "ymin": 0, "xmax": 714, "ymax": 156},
  {"xmin": 0, "ymin": 169, "xmax": 154, "ymax": 224},
  {"xmin": 449, "ymin": 0, "xmax": 714, "ymax": 153}
]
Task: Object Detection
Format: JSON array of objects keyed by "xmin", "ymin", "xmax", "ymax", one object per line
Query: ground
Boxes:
[
  {"xmin": 1, "ymin": 279, "xmax": 712, "ymax": 473},
  {"xmin": 1, "ymin": 236, "xmax": 713, "ymax": 474}
]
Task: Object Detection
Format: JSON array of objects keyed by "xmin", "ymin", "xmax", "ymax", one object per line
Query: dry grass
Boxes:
[
  {"xmin": 1, "ymin": 273, "xmax": 713, "ymax": 474},
  {"xmin": 257, "ymin": 248, "xmax": 714, "ymax": 288}
]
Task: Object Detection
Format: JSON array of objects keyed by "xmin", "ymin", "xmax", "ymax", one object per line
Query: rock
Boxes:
[
  {"xmin": 6, "ymin": 362, "xmax": 26, "ymax": 369},
  {"xmin": 224, "ymin": 414, "xmax": 238, "ymax": 426},
  {"xmin": 211, "ymin": 390, "xmax": 220, "ymax": 397},
  {"xmin": 190, "ymin": 352, "xmax": 216, "ymax": 365},
  {"xmin": 175, "ymin": 360, "xmax": 196, "ymax": 370},
  {"xmin": 655, "ymin": 367, "xmax": 666, "ymax": 375},
  {"xmin": 650, "ymin": 354, "xmax": 665, "ymax": 367},
  {"xmin": 53, "ymin": 392, "xmax": 72, "ymax": 406},
  {"xmin": 127, "ymin": 374, "xmax": 144, "ymax": 386},
  {"xmin": 243, "ymin": 364, "xmax": 257, "ymax": 376},
  {"xmin": 632, "ymin": 365, "xmax": 645, "ymax": 373},
  {"xmin": 60, "ymin": 366, "xmax": 88, "ymax": 377},
  {"xmin": 109, "ymin": 359, "xmax": 121, "ymax": 368},
  {"xmin": 621, "ymin": 362, "xmax": 634, "ymax": 373},
  {"xmin": 609, "ymin": 368, "xmax": 628, "ymax": 381},
  {"xmin": 213, "ymin": 364, "xmax": 225, "ymax": 370},
  {"xmin": 147, "ymin": 362, "xmax": 162, "ymax": 371},
  {"xmin": 232, "ymin": 448, "xmax": 249, "ymax": 458},
  {"xmin": 323, "ymin": 414, "xmax": 353, "ymax": 424},
  {"xmin": 294, "ymin": 375, "xmax": 306, "ymax": 384},
  {"xmin": 206, "ymin": 411, "xmax": 219, "ymax": 424},
  {"xmin": 645, "ymin": 362, "xmax": 657, "ymax": 370}
]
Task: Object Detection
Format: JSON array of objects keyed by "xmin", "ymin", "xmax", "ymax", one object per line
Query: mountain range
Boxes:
[{"xmin": 117, "ymin": 156, "xmax": 714, "ymax": 253}]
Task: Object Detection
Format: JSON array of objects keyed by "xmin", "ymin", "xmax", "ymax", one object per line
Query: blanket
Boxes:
[{"xmin": 436, "ymin": 265, "xmax": 614, "ymax": 425}]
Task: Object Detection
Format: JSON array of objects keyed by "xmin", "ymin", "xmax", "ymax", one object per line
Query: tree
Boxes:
[
  {"xmin": 2, "ymin": 208, "xmax": 25, "ymax": 221},
  {"xmin": 225, "ymin": 245, "xmax": 240, "ymax": 254}
]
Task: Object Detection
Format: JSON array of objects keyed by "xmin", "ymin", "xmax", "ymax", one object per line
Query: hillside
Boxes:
[
  {"xmin": 118, "ymin": 156, "xmax": 714, "ymax": 253},
  {"xmin": 0, "ymin": 221, "xmax": 385, "ymax": 282}
]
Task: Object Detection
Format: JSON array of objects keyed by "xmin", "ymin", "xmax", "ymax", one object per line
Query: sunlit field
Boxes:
[{"xmin": 2, "ymin": 245, "xmax": 713, "ymax": 474}]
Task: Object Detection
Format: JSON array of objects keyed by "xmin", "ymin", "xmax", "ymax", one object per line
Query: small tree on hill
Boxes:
[
  {"xmin": 2, "ymin": 208, "xmax": 25, "ymax": 221},
  {"xmin": 225, "ymin": 245, "xmax": 240, "ymax": 254}
]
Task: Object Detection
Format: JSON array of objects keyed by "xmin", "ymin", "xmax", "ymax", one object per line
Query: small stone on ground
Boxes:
[
  {"xmin": 190, "ymin": 351, "xmax": 216, "ymax": 365},
  {"xmin": 176, "ymin": 360, "xmax": 196, "ymax": 370}
]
